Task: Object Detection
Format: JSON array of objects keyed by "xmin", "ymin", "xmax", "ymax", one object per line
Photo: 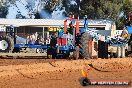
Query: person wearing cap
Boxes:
[
  {"xmin": 66, "ymin": 12, "xmax": 74, "ymax": 34},
  {"xmin": 28, "ymin": 35, "xmax": 33, "ymax": 44},
  {"xmin": 35, "ymin": 37, "xmax": 40, "ymax": 45},
  {"xmin": 67, "ymin": 21, "xmax": 74, "ymax": 34}
]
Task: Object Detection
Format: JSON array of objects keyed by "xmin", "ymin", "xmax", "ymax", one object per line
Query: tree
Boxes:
[
  {"xmin": 122, "ymin": 0, "xmax": 132, "ymax": 26},
  {"xmin": 0, "ymin": 0, "xmax": 9, "ymax": 18},
  {"xmin": 114, "ymin": 0, "xmax": 132, "ymax": 29},
  {"xmin": 79, "ymin": 0, "xmax": 123, "ymax": 20}
]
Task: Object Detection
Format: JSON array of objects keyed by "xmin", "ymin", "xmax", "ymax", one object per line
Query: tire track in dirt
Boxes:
[
  {"xmin": 0, "ymin": 60, "xmax": 87, "ymax": 78},
  {"xmin": 15, "ymin": 69, "xmax": 35, "ymax": 79}
]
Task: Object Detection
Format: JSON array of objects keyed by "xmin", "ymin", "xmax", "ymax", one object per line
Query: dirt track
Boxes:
[{"xmin": 0, "ymin": 58, "xmax": 132, "ymax": 88}]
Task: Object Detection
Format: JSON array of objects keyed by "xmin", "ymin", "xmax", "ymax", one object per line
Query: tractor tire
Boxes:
[
  {"xmin": 73, "ymin": 50, "xmax": 76, "ymax": 60},
  {"xmin": 81, "ymin": 32, "xmax": 92, "ymax": 59},
  {"xmin": 0, "ymin": 36, "xmax": 14, "ymax": 53},
  {"xmin": 73, "ymin": 46, "xmax": 79, "ymax": 60}
]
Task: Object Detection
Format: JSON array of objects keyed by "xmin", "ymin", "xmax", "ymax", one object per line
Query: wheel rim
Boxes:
[{"xmin": 0, "ymin": 40, "xmax": 9, "ymax": 50}]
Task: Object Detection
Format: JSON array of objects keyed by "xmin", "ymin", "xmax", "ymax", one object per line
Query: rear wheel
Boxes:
[
  {"xmin": 73, "ymin": 46, "xmax": 79, "ymax": 59},
  {"xmin": 81, "ymin": 33, "xmax": 92, "ymax": 59},
  {"xmin": 0, "ymin": 36, "xmax": 14, "ymax": 53}
]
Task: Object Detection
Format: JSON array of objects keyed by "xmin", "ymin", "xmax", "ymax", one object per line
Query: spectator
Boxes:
[
  {"xmin": 39, "ymin": 37, "xmax": 44, "ymax": 45},
  {"xmin": 50, "ymin": 33, "xmax": 57, "ymax": 59},
  {"xmin": 121, "ymin": 27, "xmax": 129, "ymax": 40},
  {"xmin": 35, "ymin": 38, "xmax": 40, "ymax": 45},
  {"xmin": 67, "ymin": 21, "xmax": 74, "ymax": 34},
  {"xmin": 84, "ymin": 15, "xmax": 88, "ymax": 29}
]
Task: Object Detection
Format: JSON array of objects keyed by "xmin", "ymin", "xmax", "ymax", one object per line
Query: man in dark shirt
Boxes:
[
  {"xmin": 50, "ymin": 33, "xmax": 57, "ymax": 59},
  {"xmin": 67, "ymin": 21, "xmax": 74, "ymax": 34}
]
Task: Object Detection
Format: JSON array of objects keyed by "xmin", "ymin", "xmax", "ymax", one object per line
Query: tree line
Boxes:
[
  {"xmin": 79, "ymin": 0, "xmax": 132, "ymax": 29},
  {"xmin": 0, "ymin": 0, "xmax": 132, "ymax": 28}
]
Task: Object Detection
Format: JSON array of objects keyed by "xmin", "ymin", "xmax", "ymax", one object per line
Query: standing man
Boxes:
[
  {"xmin": 84, "ymin": 15, "xmax": 88, "ymax": 29},
  {"xmin": 50, "ymin": 33, "xmax": 58, "ymax": 59}
]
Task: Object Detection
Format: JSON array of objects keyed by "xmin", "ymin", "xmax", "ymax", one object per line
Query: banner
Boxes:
[{"xmin": 48, "ymin": 27, "xmax": 59, "ymax": 32}]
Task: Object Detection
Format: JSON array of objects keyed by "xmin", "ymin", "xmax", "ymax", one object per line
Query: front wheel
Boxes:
[{"xmin": 0, "ymin": 36, "xmax": 14, "ymax": 53}]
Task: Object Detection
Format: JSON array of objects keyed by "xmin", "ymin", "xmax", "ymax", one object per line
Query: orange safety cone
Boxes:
[
  {"xmin": 81, "ymin": 69, "xmax": 88, "ymax": 77},
  {"xmin": 81, "ymin": 66, "xmax": 92, "ymax": 78}
]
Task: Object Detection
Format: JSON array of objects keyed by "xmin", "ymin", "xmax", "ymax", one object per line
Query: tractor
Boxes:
[
  {"xmin": 0, "ymin": 25, "xmax": 48, "ymax": 54},
  {"xmin": 0, "ymin": 18, "xmax": 93, "ymax": 59},
  {"xmin": 0, "ymin": 25, "xmax": 15, "ymax": 53},
  {"xmin": 47, "ymin": 17, "xmax": 92, "ymax": 59},
  {"xmin": 50, "ymin": 17, "xmax": 126, "ymax": 59}
]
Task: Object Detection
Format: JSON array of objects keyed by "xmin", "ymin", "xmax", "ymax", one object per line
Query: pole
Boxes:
[
  {"xmin": 43, "ymin": 27, "xmax": 45, "ymax": 44},
  {"xmin": 78, "ymin": 0, "xmax": 81, "ymax": 20}
]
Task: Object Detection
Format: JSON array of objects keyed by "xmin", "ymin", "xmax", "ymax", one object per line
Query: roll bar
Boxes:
[{"xmin": 64, "ymin": 18, "xmax": 79, "ymax": 35}]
